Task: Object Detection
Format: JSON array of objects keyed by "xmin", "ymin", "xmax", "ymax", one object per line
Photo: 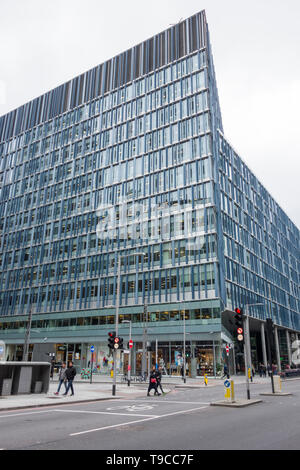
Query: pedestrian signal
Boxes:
[{"xmin": 108, "ymin": 331, "xmax": 116, "ymax": 349}]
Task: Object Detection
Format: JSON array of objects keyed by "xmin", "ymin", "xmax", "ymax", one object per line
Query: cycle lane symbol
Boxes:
[{"xmin": 106, "ymin": 404, "xmax": 158, "ymax": 412}]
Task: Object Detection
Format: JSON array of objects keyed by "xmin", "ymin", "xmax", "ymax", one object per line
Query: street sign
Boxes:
[
  {"xmin": 90, "ymin": 345, "xmax": 95, "ymax": 352},
  {"xmin": 226, "ymin": 344, "xmax": 229, "ymax": 356},
  {"xmin": 129, "ymin": 339, "xmax": 133, "ymax": 349},
  {"xmin": 224, "ymin": 380, "xmax": 231, "ymax": 388},
  {"xmin": 237, "ymin": 328, "xmax": 243, "ymax": 334}
]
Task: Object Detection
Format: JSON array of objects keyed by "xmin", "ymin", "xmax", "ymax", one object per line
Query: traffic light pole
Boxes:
[
  {"xmin": 112, "ymin": 252, "xmax": 145, "ymax": 395},
  {"xmin": 112, "ymin": 255, "xmax": 121, "ymax": 396},
  {"xmin": 243, "ymin": 316, "xmax": 251, "ymax": 400}
]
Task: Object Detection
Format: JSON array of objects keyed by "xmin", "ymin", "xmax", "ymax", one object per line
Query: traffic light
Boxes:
[
  {"xmin": 118, "ymin": 337, "xmax": 124, "ymax": 350},
  {"xmin": 186, "ymin": 346, "xmax": 191, "ymax": 358},
  {"xmin": 234, "ymin": 307, "xmax": 244, "ymax": 345},
  {"xmin": 108, "ymin": 331, "xmax": 116, "ymax": 349},
  {"xmin": 113, "ymin": 336, "xmax": 120, "ymax": 349}
]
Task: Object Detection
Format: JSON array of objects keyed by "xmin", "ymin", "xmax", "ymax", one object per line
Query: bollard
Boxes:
[
  {"xmin": 204, "ymin": 374, "xmax": 208, "ymax": 386},
  {"xmin": 224, "ymin": 379, "xmax": 231, "ymax": 401},
  {"xmin": 230, "ymin": 380, "xmax": 235, "ymax": 403},
  {"xmin": 273, "ymin": 375, "xmax": 282, "ymax": 393}
]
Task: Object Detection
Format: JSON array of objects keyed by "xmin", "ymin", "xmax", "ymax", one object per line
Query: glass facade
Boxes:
[
  {"xmin": 0, "ymin": 10, "xmax": 299, "ymax": 373},
  {"xmin": 218, "ymin": 132, "xmax": 300, "ymax": 331}
]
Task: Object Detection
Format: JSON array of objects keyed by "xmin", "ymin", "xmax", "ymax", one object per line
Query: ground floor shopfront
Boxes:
[
  {"xmin": 4, "ymin": 338, "xmax": 224, "ymax": 378},
  {"xmin": 2, "ymin": 309, "xmax": 300, "ymax": 377}
]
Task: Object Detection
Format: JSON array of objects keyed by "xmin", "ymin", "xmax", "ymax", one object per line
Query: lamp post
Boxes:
[
  {"xmin": 122, "ymin": 320, "xmax": 132, "ymax": 386},
  {"xmin": 183, "ymin": 309, "xmax": 186, "ymax": 383},
  {"xmin": 22, "ymin": 308, "xmax": 33, "ymax": 361},
  {"xmin": 112, "ymin": 251, "xmax": 145, "ymax": 396}
]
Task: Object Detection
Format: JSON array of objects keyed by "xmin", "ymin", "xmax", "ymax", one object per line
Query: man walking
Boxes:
[
  {"xmin": 147, "ymin": 366, "xmax": 160, "ymax": 396},
  {"xmin": 63, "ymin": 361, "xmax": 77, "ymax": 396},
  {"xmin": 156, "ymin": 366, "xmax": 165, "ymax": 394},
  {"xmin": 54, "ymin": 362, "xmax": 67, "ymax": 395},
  {"xmin": 222, "ymin": 364, "xmax": 230, "ymax": 379}
]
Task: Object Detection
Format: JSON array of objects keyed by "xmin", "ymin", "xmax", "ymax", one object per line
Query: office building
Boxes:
[{"xmin": 0, "ymin": 10, "xmax": 299, "ymax": 375}]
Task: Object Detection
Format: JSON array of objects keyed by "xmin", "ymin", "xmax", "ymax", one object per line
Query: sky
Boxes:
[{"xmin": 0, "ymin": 0, "xmax": 299, "ymax": 228}]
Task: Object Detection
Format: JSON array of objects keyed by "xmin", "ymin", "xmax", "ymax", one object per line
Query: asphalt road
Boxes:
[{"xmin": 0, "ymin": 379, "xmax": 299, "ymax": 451}]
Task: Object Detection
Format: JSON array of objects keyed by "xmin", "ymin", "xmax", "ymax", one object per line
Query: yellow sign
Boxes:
[
  {"xmin": 248, "ymin": 368, "xmax": 251, "ymax": 379},
  {"xmin": 204, "ymin": 374, "xmax": 208, "ymax": 386},
  {"xmin": 224, "ymin": 388, "xmax": 231, "ymax": 400}
]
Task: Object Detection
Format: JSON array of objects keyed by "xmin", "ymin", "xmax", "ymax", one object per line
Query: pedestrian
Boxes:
[
  {"xmin": 63, "ymin": 361, "xmax": 77, "ymax": 396},
  {"xmin": 54, "ymin": 362, "xmax": 67, "ymax": 395},
  {"xmin": 147, "ymin": 366, "xmax": 160, "ymax": 396},
  {"xmin": 258, "ymin": 363, "xmax": 262, "ymax": 377},
  {"xmin": 156, "ymin": 366, "xmax": 165, "ymax": 394},
  {"xmin": 50, "ymin": 359, "xmax": 55, "ymax": 379},
  {"xmin": 222, "ymin": 364, "xmax": 230, "ymax": 379}
]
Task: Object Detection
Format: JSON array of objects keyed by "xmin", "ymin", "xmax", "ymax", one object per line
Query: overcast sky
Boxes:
[{"xmin": 0, "ymin": 0, "xmax": 299, "ymax": 228}]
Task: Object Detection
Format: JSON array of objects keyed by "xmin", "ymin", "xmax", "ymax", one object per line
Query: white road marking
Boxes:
[
  {"xmin": 106, "ymin": 404, "xmax": 158, "ymax": 412},
  {"xmin": 0, "ymin": 410, "xmax": 53, "ymax": 419},
  {"xmin": 69, "ymin": 404, "xmax": 209, "ymax": 436},
  {"xmin": 114, "ymin": 399, "xmax": 210, "ymax": 405},
  {"xmin": 70, "ymin": 417, "xmax": 156, "ymax": 436},
  {"xmin": 55, "ymin": 409, "xmax": 159, "ymax": 418}
]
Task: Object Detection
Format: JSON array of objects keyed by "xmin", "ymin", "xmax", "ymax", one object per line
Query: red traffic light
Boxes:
[{"xmin": 235, "ymin": 308, "xmax": 241, "ymax": 314}]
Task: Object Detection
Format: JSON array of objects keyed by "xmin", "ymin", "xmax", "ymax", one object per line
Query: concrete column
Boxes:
[
  {"xmin": 191, "ymin": 341, "xmax": 197, "ymax": 378},
  {"xmin": 286, "ymin": 330, "xmax": 292, "ymax": 366},
  {"xmin": 274, "ymin": 326, "xmax": 281, "ymax": 372},
  {"xmin": 260, "ymin": 322, "xmax": 268, "ymax": 368}
]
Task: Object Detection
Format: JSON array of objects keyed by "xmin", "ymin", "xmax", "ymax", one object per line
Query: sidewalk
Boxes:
[
  {"xmin": 0, "ymin": 374, "xmax": 273, "ymax": 412},
  {"xmin": 0, "ymin": 379, "xmax": 172, "ymax": 412}
]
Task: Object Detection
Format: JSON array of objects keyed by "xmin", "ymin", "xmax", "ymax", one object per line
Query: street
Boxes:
[{"xmin": 0, "ymin": 378, "xmax": 299, "ymax": 450}]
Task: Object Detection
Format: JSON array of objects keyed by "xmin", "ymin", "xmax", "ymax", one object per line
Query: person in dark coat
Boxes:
[
  {"xmin": 222, "ymin": 364, "xmax": 230, "ymax": 379},
  {"xmin": 147, "ymin": 366, "xmax": 160, "ymax": 396},
  {"xmin": 156, "ymin": 366, "xmax": 165, "ymax": 394},
  {"xmin": 63, "ymin": 361, "xmax": 77, "ymax": 396}
]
